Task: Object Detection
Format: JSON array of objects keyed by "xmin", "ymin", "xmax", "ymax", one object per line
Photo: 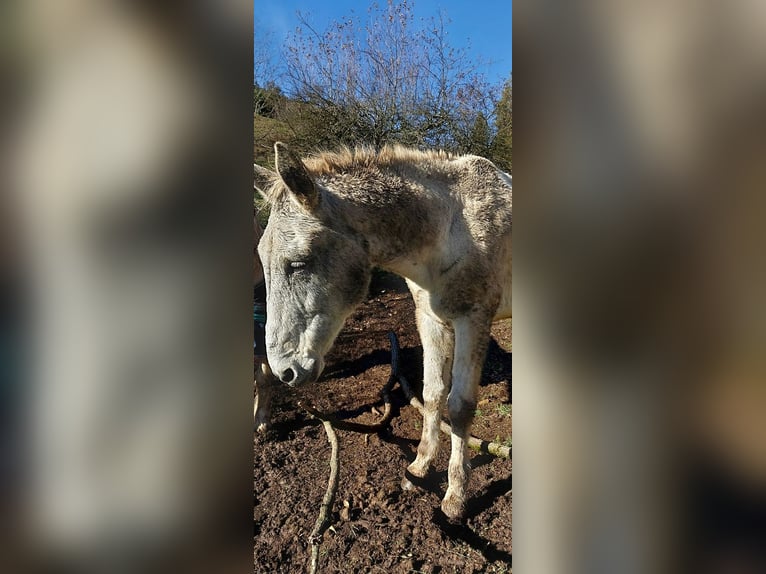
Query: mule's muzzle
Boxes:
[
  {"xmin": 277, "ymin": 357, "xmax": 322, "ymax": 387},
  {"xmin": 279, "ymin": 368, "xmax": 296, "ymax": 384}
]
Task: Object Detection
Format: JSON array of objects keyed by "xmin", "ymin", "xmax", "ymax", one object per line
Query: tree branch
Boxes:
[{"xmin": 308, "ymin": 419, "xmax": 339, "ymax": 574}]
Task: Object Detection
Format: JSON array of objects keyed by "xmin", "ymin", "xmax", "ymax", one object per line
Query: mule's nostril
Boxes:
[{"xmin": 281, "ymin": 368, "xmax": 295, "ymax": 383}]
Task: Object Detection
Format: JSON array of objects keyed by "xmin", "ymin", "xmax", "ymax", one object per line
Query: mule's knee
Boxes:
[{"xmin": 447, "ymin": 393, "xmax": 475, "ymax": 433}]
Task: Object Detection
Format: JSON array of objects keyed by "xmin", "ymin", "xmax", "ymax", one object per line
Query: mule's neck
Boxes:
[{"xmin": 323, "ymin": 185, "xmax": 444, "ymax": 282}]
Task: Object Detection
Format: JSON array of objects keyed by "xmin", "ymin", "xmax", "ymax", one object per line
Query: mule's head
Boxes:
[{"xmin": 255, "ymin": 143, "xmax": 372, "ymax": 386}]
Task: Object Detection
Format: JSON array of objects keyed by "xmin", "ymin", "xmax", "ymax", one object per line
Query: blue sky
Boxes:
[{"xmin": 255, "ymin": 0, "xmax": 512, "ymax": 86}]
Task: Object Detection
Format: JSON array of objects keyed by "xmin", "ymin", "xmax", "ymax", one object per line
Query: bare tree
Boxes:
[
  {"xmin": 254, "ymin": 18, "xmax": 279, "ymax": 89},
  {"xmin": 283, "ymin": 0, "xmax": 499, "ymax": 150}
]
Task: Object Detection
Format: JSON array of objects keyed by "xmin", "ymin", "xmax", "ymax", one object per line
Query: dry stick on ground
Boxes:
[
  {"xmin": 298, "ymin": 352, "xmax": 398, "ymax": 573},
  {"xmin": 298, "ymin": 331, "xmax": 509, "ymax": 572},
  {"xmin": 387, "ymin": 332, "xmax": 512, "ymax": 459},
  {"xmin": 307, "ymin": 418, "xmax": 339, "ymax": 574},
  {"xmin": 299, "ymin": 370, "xmax": 396, "ymax": 433},
  {"xmin": 300, "ymin": 387, "xmax": 393, "ymax": 433}
]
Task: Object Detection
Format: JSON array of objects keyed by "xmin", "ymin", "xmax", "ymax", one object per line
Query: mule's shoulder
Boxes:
[
  {"xmin": 454, "ymin": 155, "xmax": 509, "ymax": 179},
  {"xmin": 452, "ymin": 156, "xmax": 512, "ymax": 206}
]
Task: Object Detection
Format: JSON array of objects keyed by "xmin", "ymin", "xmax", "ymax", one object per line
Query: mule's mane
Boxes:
[
  {"xmin": 261, "ymin": 145, "xmax": 463, "ymax": 203},
  {"xmin": 303, "ymin": 145, "xmax": 459, "ymax": 175}
]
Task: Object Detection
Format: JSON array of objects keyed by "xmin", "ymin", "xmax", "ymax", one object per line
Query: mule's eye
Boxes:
[{"xmin": 288, "ymin": 261, "xmax": 306, "ymax": 272}]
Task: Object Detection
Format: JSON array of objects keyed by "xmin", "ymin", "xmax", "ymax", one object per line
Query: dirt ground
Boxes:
[{"xmin": 254, "ymin": 272, "xmax": 512, "ymax": 573}]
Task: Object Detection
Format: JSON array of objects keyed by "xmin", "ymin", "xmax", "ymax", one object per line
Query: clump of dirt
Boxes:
[{"xmin": 254, "ymin": 272, "xmax": 511, "ymax": 573}]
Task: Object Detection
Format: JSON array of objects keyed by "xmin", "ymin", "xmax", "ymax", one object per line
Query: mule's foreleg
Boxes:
[
  {"xmin": 254, "ymin": 360, "xmax": 273, "ymax": 432},
  {"xmin": 442, "ymin": 316, "xmax": 491, "ymax": 520},
  {"xmin": 403, "ymin": 308, "xmax": 453, "ymax": 489}
]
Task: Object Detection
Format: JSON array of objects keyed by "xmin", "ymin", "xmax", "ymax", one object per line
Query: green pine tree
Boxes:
[
  {"xmin": 468, "ymin": 112, "xmax": 492, "ymax": 157},
  {"xmin": 492, "ymin": 78, "xmax": 512, "ymax": 172}
]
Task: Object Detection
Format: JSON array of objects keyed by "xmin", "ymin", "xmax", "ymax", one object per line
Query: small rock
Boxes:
[{"xmin": 340, "ymin": 500, "xmax": 351, "ymax": 521}]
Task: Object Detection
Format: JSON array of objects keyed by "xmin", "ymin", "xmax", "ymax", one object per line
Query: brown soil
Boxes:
[{"xmin": 254, "ymin": 272, "xmax": 512, "ymax": 573}]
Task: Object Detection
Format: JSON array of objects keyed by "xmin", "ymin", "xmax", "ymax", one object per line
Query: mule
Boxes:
[{"xmin": 254, "ymin": 142, "xmax": 511, "ymax": 520}]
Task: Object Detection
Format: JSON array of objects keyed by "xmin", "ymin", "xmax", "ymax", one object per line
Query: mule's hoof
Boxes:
[
  {"xmin": 401, "ymin": 476, "xmax": 415, "ymax": 491},
  {"xmin": 254, "ymin": 421, "xmax": 269, "ymax": 433},
  {"xmin": 406, "ymin": 461, "xmax": 429, "ymax": 479},
  {"xmin": 441, "ymin": 494, "xmax": 465, "ymax": 522}
]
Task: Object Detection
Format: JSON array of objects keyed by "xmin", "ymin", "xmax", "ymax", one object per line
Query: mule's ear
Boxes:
[
  {"xmin": 253, "ymin": 163, "xmax": 276, "ymax": 201},
  {"xmin": 274, "ymin": 142, "xmax": 319, "ymax": 211}
]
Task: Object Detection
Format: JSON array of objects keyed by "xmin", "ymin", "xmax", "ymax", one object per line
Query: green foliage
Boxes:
[
  {"xmin": 491, "ymin": 78, "xmax": 512, "ymax": 172},
  {"xmin": 467, "ymin": 112, "xmax": 492, "ymax": 158},
  {"xmin": 253, "ymin": 195, "xmax": 271, "ymax": 228},
  {"xmin": 493, "ymin": 435, "xmax": 513, "ymax": 448},
  {"xmin": 254, "ymin": 84, "xmax": 288, "ymax": 119},
  {"xmin": 253, "ymin": 114, "xmax": 292, "ymax": 166}
]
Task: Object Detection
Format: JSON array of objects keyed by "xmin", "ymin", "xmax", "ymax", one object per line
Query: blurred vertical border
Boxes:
[
  {"xmin": 2, "ymin": 1, "xmax": 253, "ymax": 572},
  {"xmin": 514, "ymin": 1, "xmax": 766, "ymax": 573}
]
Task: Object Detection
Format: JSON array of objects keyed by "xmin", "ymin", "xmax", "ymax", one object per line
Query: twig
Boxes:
[
  {"xmin": 299, "ymin": 378, "xmax": 393, "ymax": 433},
  {"xmin": 299, "ymin": 337, "xmax": 400, "ymax": 572},
  {"xmin": 298, "ymin": 356, "xmax": 396, "ymax": 433},
  {"xmin": 388, "ymin": 332, "xmax": 511, "ymax": 459},
  {"xmin": 308, "ymin": 419, "xmax": 340, "ymax": 574}
]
